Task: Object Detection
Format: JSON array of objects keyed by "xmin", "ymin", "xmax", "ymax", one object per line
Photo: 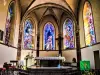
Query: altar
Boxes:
[{"xmin": 35, "ymin": 57, "xmax": 65, "ymax": 67}]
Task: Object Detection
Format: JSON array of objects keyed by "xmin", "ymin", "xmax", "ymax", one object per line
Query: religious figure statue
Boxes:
[{"xmin": 46, "ymin": 36, "xmax": 52, "ymax": 50}]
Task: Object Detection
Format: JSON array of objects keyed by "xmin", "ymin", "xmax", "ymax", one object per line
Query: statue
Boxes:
[{"xmin": 46, "ymin": 36, "xmax": 52, "ymax": 50}]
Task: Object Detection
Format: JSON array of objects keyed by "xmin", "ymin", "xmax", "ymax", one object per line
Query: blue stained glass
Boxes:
[
  {"xmin": 63, "ymin": 19, "xmax": 74, "ymax": 49},
  {"xmin": 44, "ymin": 23, "xmax": 55, "ymax": 50},
  {"xmin": 24, "ymin": 20, "xmax": 33, "ymax": 49},
  {"xmin": 5, "ymin": 2, "xmax": 14, "ymax": 44}
]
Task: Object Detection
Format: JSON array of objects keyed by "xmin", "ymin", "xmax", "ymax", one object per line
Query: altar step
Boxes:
[{"xmin": 1, "ymin": 68, "xmax": 100, "ymax": 75}]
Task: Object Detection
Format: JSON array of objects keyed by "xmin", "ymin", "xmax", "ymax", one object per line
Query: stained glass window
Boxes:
[
  {"xmin": 63, "ymin": 19, "xmax": 74, "ymax": 49},
  {"xmin": 24, "ymin": 20, "xmax": 34, "ymax": 49},
  {"xmin": 83, "ymin": 1, "xmax": 96, "ymax": 46},
  {"xmin": 44, "ymin": 22, "xmax": 55, "ymax": 50},
  {"xmin": 5, "ymin": 1, "xmax": 15, "ymax": 44}
]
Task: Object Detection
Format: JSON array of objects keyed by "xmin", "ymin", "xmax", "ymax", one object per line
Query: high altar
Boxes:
[
  {"xmin": 35, "ymin": 57, "xmax": 65, "ymax": 67},
  {"xmin": 25, "ymin": 55, "xmax": 65, "ymax": 68}
]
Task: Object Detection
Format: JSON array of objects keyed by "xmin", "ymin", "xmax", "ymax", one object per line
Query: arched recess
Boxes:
[
  {"xmin": 4, "ymin": 0, "xmax": 15, "ymax": 45},
  {"xmin": 39, "ymin": 15, "xmax": 58, "ymax": 50},
  {"xmin": 83, "ymin": 1, "xmax": 96, "ymax": 46},
  {"xmin": 63, "ymin": 18, "xmax": 74, "ymax": 49},
  {"xmin": 23, "ymin": 18, "xmax": 36, "ymax": 50},
  {"xmin": 21, "ymin": 11, "xmax": 38, "ymax": 51},
  {"xmin": 60, "ymin": 12, "xmax": 75, "ymax": 50}
]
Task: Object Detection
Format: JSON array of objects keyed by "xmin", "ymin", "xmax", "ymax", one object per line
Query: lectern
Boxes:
[{"xmin": 24, "ymin": 55, "xmax": 33, "ymax": 68}]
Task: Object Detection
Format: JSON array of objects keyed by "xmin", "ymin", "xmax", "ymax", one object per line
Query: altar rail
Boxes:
[{"xmin": 0, "ymin": 68, "xmax": 100, "ymax": 75}]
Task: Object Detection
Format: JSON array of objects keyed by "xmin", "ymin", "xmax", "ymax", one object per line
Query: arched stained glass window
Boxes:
[
  {"xmin": 24, "ymin": 20, "xmax": 34, "ymax": 49},
  {"xmin": 83, "ymin": 1, "xmax": 96, "ymax": 46},
  {"xmin": 5, "ymin": 1, "xmax": 15, "ymax": 45},
  {"xmin": 44, "ymin": 22, "xmax": 55, "ymax": 50},
  {"xmin": 63, "ymin": 19, "xmax": 74, "ymax": 49}
]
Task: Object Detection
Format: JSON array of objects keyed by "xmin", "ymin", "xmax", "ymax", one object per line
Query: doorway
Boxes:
[{"xmin": 94, "ymin": 50, "xmax": 100, "ymax": 69}]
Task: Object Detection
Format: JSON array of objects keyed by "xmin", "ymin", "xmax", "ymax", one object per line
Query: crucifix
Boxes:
[{"xmin": 56, "ymin": 34, "xmax": 63, "ymax": 56}]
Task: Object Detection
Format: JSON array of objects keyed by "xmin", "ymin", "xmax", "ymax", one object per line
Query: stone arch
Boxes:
[{"xmin": 39, "ymin": 15, "xmax": 59, "ymax": 50}]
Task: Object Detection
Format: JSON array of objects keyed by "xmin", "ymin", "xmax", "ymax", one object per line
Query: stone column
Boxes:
[
  {"xmin": 76, "ymin": 0, "xmax": 82, "ymax": 70},
  {"xmin": 76, "ymin": 22, "xmax": 81, "ymax": 70},
  {"xmin": 16, "ymin": 0, "xmax": 21, "ymax": 60},
  {"xmin": 58, "ymin": 34, "xmax": 63, "ymax": 56},
  {"xmin": 37, "ymin": 34, "xmax": 39, "ymax": 57}
]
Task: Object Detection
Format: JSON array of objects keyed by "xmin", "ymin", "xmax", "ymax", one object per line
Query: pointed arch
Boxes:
[
  {"xmin": 4, "ymin": 1, "xmax": 15, "ymax": 45},
  {"xmin": 83, "ymin": 1, "xmax": 96, "ymax": 46},
  {"xmin": 23, "ymin": 19, "xmax": 35, "ymax": 49},
  {"xmin": 43, "ymin": 22, "xmax": 55, "ymax": 50},
  {"xmin": 63, "ymin": 18, "xmax": 74, "ymax": 49}
]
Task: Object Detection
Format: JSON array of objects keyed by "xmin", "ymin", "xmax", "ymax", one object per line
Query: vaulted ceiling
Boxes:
[
  {"xmin": 19, "ymin": 0, "xmax": 35, "ymax": 16},
  {"xmin": 65, "ymin": 0, "xmax": 79, "ymax": 13},
  {"xmin": 1, "ymin": 0, "xmax": 79, "ymax": 15},
  {"xmin": 19, "ymin": 0, "xmax": 79, "ymax": 16}
]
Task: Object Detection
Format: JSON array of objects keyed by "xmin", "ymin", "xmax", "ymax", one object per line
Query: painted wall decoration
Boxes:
[
  {"xmin": 63, "ymin": 19, "xmax": 74, "ymax": 49},
  {"xmin": 24, "ymin": 20, "xmax": 34, "ymax": 49},
  {"xmin": 83, "ymin": 1, "xmax": 96, "ymax": 46},
  {"xmin": 44, "ymin": 22, "xmax": 55, "ymax": 50},
  {"xmin": 5, "ymin": 1, "xmax": 14, "ymax": 44}
]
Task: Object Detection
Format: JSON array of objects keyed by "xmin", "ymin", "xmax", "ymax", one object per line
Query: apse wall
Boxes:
[
  {"xmin": 0, "ymin": 44, "xmax": 17, "ymax": 67},
  {"xmin": 79, "ymin": 0, "xmax": 100, "ymax": 69},
  {"xmin": 39, "ymin": 51, "xmax": 59, "ymax": 57},
  {"xmin": 81, "ymin": 45, "xmax": 100, "ymax": 69},
  {"xmin": 62, "ymin": 50, "xmax": 77, "ymax": 62},
  {"xmin": 21, "ymin": 0, "xmax": 82, "ymax": 66}
]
